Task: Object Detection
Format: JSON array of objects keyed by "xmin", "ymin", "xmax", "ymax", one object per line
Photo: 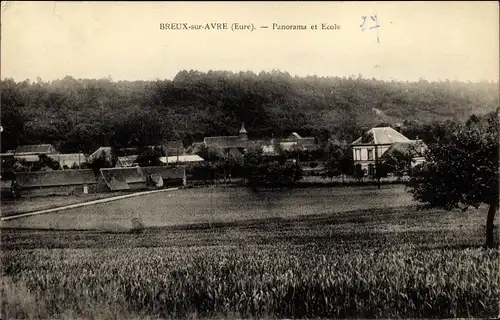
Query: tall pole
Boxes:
[
  {"xmin": 164, "ymin": 141, "xmax": 168, "ymax": 167},
  {"xmin": 374, "ymin": 144, "xmax": 380, "ymax": 189},
  {"xmin": 177, "ymin": 144, "xmax": 180, "ymax": 166}
]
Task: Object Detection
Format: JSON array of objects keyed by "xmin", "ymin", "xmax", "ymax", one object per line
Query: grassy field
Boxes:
[
  {"xmin": 1, "ymin": 186, "xmax": 499, "ymax": 319},
  {"xmin": 1, "ymin": 192, "xmax": 130, "ymax": 217},
  {"xmin": 1, "ymin": 184, "xmax": 413, "ymax": 230}
]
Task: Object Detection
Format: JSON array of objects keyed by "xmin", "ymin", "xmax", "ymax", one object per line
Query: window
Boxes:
[
  {"xmin": 367, "ymin": 149, "xmax": 374, "ymax": 161},
  {"xmin": 355, "ymin": 149, "xmax": 361, "ymax": 161}
]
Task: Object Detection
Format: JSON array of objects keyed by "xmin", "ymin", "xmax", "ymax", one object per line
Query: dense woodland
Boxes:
[{"xmin": 1, "ymin": 70, "xmax": 498, "ymax": 154}]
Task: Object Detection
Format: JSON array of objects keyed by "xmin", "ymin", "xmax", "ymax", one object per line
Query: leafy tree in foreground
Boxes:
[{"xmin": 407, "ymin": 111, "xmax": 499, "ymax": 248}]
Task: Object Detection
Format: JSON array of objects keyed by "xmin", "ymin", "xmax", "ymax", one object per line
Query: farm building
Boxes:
[
  {"xmin": 12, "ymin": 169, "xmax": 97, "ymax": 197},
  {"xmin": 1, "ymin": 171, "xmax": 15, "ymax": 198},
  {"xmin": 88, "ymin": 146, "xmax": 113, "ymax": 163},
  {"xmin": 141, "ymin": 166, "xmax": 186, "ymax": 187},
  {"xmin": 14, "ymin": 144, "xmax": 57, "ymax": 155},
  {"xmin": 351, "ymin": 126, "xmax": 427, "ymax": 171},
  {"xmin": 98, "ymin": 167, "xmax": 148, "ymax": 192},
  {"xmin": 48, "ymin": 153, "xmax": 88, "ymax": 169},
  {"xmin": 158, "ymin": 155, "xmax": 204, "ymax": 166},
  {"xmin": 164, "ymin": 141, "xmax": 185, "ymax": 157},
  {"xmin": 115, "ymin": 155, "xmax": 139, "ymax": 168},
  {"xmin": 203, "ymin": 123, "xmax": 270, "ymax": 158},
  {"xmin": 202, "ymin": 124, "xmax": 319, "ymax": 158}
]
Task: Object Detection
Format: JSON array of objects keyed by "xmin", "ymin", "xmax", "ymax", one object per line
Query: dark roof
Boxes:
[
  {"xmin": 204, "ymin": 136, "xmax": 247, "ymax": 149},
  {"xmin": 99, "ymin": 167, "xmax": 147, "ymax": 191},
  {"xmin": 15, "ymin": 169, "xmax": 96, "ymax": 188},
  {"xmin": 165, "ymin": 141, "xmax": 184, "ymax": 149},
  {"xmin": 141, "ymin": 166, "xmax": 185, "ymax": 179},
  {"xmin": 15, "ymin": 144, "xmax": 56, "ymax": 155}
]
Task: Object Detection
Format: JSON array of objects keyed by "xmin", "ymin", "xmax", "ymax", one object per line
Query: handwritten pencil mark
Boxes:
[{"xmin": 360, "ymin": 14, "xmax": 380, "ymax": 43}]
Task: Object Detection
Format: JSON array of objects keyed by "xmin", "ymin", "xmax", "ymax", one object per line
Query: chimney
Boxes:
[{"xmin": 239, "ymin": 122, "xmax": 248, "ymax": 140}]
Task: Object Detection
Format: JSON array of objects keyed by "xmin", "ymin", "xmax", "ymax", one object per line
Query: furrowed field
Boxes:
[{"xmin": 1, "ymin": 186, "xmax": 499, "ymax": 319}]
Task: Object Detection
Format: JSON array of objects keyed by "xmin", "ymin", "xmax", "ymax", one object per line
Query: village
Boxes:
[
  {"xmin": 0, "ymin": 122, "xmax": 426, "ymax": 199},
  {"xmin": 2, "ymin": 2, "xmax": 498, "ymax": 319}
]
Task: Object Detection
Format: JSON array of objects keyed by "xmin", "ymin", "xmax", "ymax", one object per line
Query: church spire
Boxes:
[{"xmin": 239, "ymin": 122, "xmax": 248, "ymax": 140}]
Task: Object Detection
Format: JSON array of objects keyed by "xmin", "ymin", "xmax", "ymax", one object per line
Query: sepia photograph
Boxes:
[{"xmin": 1, "ymin": 1, "xmax": 499, "ymax": 319}]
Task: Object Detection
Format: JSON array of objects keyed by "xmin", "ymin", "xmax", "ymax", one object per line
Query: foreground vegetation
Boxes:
[{"xmin": 2, "ymin": 205, "xmax": 498, "ymax": 319}]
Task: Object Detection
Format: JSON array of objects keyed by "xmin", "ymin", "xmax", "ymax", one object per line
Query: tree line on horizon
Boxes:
[{"xmin": 1, "ymin": 70, "xmax": 498, "ymax": 154}]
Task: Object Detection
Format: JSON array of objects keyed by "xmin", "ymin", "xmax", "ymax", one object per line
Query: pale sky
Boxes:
[{"xmin": 1, "ymin": 1, "xmax": 498, "ymax": 82}]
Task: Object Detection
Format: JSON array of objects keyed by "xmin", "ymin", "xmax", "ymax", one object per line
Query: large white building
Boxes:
[{"xmin": 351, "ymin": 127, "xmax": 426, "ymax": 172}]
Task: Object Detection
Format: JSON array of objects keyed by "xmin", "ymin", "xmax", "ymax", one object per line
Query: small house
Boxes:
[
  {"xmin": 98, "ymin": 167, "xmax": 148, "ymax": 192},
  {"xmin": 12, "ymin": 169, "xmax": 97, "ymax": 197},
  {"xmin": 88, "ymin": 147, "xmax": 113, "ymax": 163},
  {"xmin": 115, "ymin": 155, "xmax": 139, "ymax": 168},
  {"xmin": 14, "ymin": 144, "xmax": 57, "ymax": 155},
  {"xmin": 351, "ymin": 126, "xmax": 427, "ymax": 172},
  {"xmin": 141, "ymin": 166, "xmax": 186, "ymax": 187},
  {"xmin": 158, "ymin": 155, "xmax": 204, "ymax": 166}
]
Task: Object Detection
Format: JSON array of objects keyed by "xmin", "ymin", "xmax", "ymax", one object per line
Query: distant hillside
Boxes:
[{"xmin": 1, "ymin": 70, "xmax": 498, "ymax": 153}]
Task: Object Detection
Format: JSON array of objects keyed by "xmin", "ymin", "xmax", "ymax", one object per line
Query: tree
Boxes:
[
  {"xmin": 353, "ymin": 164, "xmax": 366, "ymax": 181},
  {"xmin": 407, "ymin": 111, "xmax": 499, "ymax": 248},
  {"xmin": 243, "ymin": 147, "xmax": 302, "ymax": 189},
  {"xmin": 32, "ymin": 155, "xmax": 60, "ymax": 171},
  {"xmin": 136, "ymin": 146, "xmax": 163, "ymax": 167},
  {"xmin": 382, "ymin": 149, "xmax": 413, "ymax": 179},
  {"xmin": 89, "ymin": 152, "xmax": 114, "ymax": 176},
  {"xmin": 322, "ymin": 145, "xmax": 342, "ymax": 181}
]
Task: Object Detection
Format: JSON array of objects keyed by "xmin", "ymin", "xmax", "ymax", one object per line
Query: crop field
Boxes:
[{"xmin": 1, "ymin": 186, "xmax": 499, "ymax": 319}]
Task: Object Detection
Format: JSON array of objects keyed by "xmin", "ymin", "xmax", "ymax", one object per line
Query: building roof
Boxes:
[
  {"xmin": 88, "ymin": 147, "xmax": 113, "ymax": 162},
  {"xmin": 99, "ymin": 167, "xmax": 146, "ymax": 191},
  {"xmin": 15, "ymin": 155, "xmax": 40, "ymax": 163},
  {"xmin": 165, "ymin": 141, "xmax": 184, "ymax": 149},
  {"xmin": 141, "ymin": 166, "xmax": 185, "ymax": 179},
  {"xmin": 383, "ymin": 140, "xmax": 428, "ymax": 158},
  {"xmin": 352, "ymin": 127, "xmax": 412, "ymax": 145},
  {"xmin": 159, "ymin": 155, "xmax": 204, "ymax": 164},
  {"xmin": 14, "ymin": 169, "xmax": 96, "ymax": 188},
  {"xmin": 15, "ymin": 144, "xmax": 56, "ymax": 155},
  {"xmin": 0, "ymin": 152, "xmax": 15, "ymax": 157},
  {"xmin": 204, "ymin": 136, "xmax": 247, "ymax": 149},
  {"xmin": 289, "ymin": 132, "xmax": 302, "ymax": 139},
  {"xmin": 239, "ymin": 122, "xmax": 247, "ymax": 134},
  {"xmin": 116, "ymin": 155, "xmax": 138, "ymax": 167}
]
